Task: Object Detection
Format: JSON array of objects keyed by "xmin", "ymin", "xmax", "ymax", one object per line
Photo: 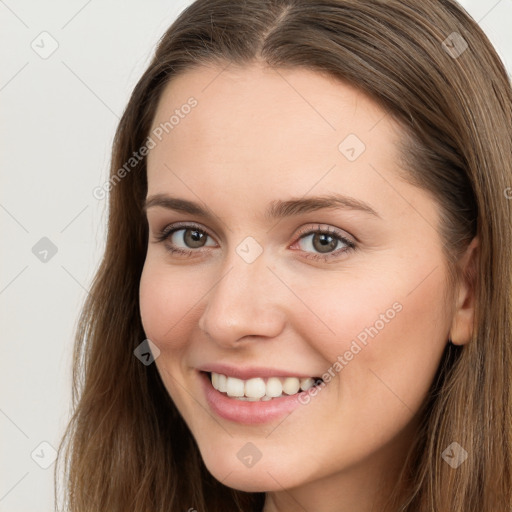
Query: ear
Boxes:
[{"xmin": 449, "ymin": 237, "xmax": 479, "ymax": 346}]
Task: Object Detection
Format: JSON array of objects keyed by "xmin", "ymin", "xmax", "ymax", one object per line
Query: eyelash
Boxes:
[{"xmin": 153, "ymin": 222, "xmax": 356, "ymax": 262}]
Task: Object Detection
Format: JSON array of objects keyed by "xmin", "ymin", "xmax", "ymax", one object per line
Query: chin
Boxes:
[
  {"xmin": 199, "ymin": 447, "xmax": 308, "ymax": 493},
  {"xmin": 209, "ymin": 467, "xmax": 283, "ymax": 493}
]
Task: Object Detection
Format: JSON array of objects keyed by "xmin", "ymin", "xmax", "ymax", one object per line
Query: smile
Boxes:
[
  {"xmin": 210, "ymin": 371, "xmax": 323, "ymax": 401},
  {"xmin": 199, "ymin": 369, "xmax": 326, "ymax": 424}
]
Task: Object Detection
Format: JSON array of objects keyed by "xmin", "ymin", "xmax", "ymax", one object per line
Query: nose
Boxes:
[{"xmin": 197, "ymin": 251, "xmax": 287, "ymax": 347}]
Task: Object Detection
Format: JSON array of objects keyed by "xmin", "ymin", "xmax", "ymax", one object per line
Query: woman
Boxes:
[{"xmin": 56, "ymin": 1, "xmax": 512, "ymax": 510}]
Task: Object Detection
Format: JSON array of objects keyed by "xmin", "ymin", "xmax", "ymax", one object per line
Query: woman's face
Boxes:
[{"xmin": 139, "ymin": 63, "xmax": 455, "ymax": 503}]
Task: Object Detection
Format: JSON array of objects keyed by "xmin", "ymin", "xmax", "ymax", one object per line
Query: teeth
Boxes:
[
  {"xmin": 209, "ymin": 372, "xmax": 322, "ymax": 400},
  {"xmin": 244, "ymin": 378, "xmax": 266, "ymax": 398},
  {"xmin": 217, "ymin": 373, "xmax": 227, "ymax": 392},
  {"xmin": 226, "ymin": 376, "xmax": 244, "ymax": 397},
  {"xmin": 300, "ymin": 377, "xmax": 315, "ymax": 391},
  {"xmin": 266, "ymin": 377, "xmax": 283, "ymax": 397},
  {"xmin": 282, "ymin": 377, "xmax": 300, "ymax": 395}
]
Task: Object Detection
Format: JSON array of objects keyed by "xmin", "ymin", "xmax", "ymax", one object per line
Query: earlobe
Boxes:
[{"xmin": 449, "ymin": 237, "xmax": 479, "ymax": 346}]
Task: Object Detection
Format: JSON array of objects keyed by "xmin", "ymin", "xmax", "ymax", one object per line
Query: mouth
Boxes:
[
  {"xmin": 199, "ymin": 370, "xmax": 326, "ymax": 424},
  {"xmin": 198, "ymin": 365, "xmax": 327, "ymax": 424},
  {"xmin": 206, "ymin": 371, "xmax": 324, "ymax": 402}
]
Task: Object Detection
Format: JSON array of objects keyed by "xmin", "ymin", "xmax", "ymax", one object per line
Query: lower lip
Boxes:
[{"xmin": 200, "ymin": 371, "xmax": 309, "ymax": 425}]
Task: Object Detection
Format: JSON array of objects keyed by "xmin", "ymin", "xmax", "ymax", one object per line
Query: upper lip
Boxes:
[{"xmin": 197, "ymin": 363, "xmax": 321, "ymax": 380}]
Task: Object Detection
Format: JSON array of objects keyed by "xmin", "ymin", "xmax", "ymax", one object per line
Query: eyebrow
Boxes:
[{"xmin": 143, "ymin": 193, "xmax": 380, "ymax": 220}]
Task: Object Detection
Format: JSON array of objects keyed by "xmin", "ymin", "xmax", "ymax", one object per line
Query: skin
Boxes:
[{"xmin": 139, "ymin": 63, "xmax": 477, "ymax": 512}]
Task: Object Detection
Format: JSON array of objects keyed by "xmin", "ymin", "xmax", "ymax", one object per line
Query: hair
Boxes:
[{"xmin": 55, "ymin": 1, "xmax": 512, "ymax": 510}]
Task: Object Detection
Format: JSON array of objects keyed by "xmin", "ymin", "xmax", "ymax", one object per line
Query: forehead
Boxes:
[
  {"xmin": 148, "ymin": 62, "xmax": 394, "ymax": 160},
  {"xmin": 145, "ymin": 63, "xmax": 410, "ymax": 220}
]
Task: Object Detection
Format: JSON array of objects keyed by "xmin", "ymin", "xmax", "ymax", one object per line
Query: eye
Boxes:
[
  {"xmin": 154, "ymin": 222, "xmax": 217, "ymax": 256},
  {"xmin": 153, "ymin": 222, "xmax": 356, "ymax": 262},
  {"xmin": 291, "ymin": 225, "xmax": 356, "ymax": 262}
]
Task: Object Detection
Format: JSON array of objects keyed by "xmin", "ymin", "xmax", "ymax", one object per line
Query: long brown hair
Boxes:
[{"xmin": 55, "ymin": 1, "xmax": 512, "ymax": 510}]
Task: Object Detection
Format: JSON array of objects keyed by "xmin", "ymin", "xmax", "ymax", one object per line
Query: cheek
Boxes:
[
  {"xmin": 139, "ymin": 259, "xmax": 210, "ymax": 412},
  {"xmin": 297, "ymin": 254, "xmax": 450, "ymax": 403},
  {"xmin": 139, "ymin": 259, "xmax": 203, "ymax": 348},
  {"xmin": 315, "ymin": 264, "xmax": 450, "ymax": 420}
]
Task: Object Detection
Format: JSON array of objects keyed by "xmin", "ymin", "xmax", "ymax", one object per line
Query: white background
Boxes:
[{"xmin": 1, "ymin": 1, "xmax": 510, "ymax": 510}]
